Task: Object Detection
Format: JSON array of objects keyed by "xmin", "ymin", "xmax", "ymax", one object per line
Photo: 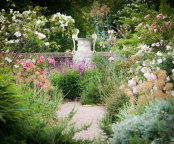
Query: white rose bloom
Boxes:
[
  {"xmin": 157, "ymin": 59, "xmax": 162, "ymax": 64},
  {"xmin": 5, "ymin": 57, "xmax": 12, "ymax": 63},
  {"xmin": 31, "ymin": 59, "xmax": 36, "ymax": 63},
  {"xmin": 7, "ymin": 40, "xmax": 15, "ymax": 43},
  {"xmin": 156, "ymin": 67, "xmax": 160, "ymax": 70},
  {"xmin": 14, "ymin": 31, "xmax": 21, "ymax": 37},
  {"xmin": 35, "ymin": 31, "xmax": 46, "ymax": 39},
  {"xmin": 36, "ymin": 19, "xmax": 41, "ymax": 25},
  {"xmin": 45, "ymin": 42, "xmax": 50, "ymax": 46},
  {"xmin": 14, "ymin": 65, "xmax": 19, "ymax": 68},
  {"xmin": 156, "ymin": 51, "xmax": 163, "ymax": 56}
]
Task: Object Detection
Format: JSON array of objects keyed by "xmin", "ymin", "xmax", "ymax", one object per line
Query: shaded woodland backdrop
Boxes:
[{"xmin": 1, "ymin": 0, "xmax": 174, "ymax": 37}]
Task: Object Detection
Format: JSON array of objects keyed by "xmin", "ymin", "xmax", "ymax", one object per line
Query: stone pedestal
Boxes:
[
  {"xmin": 72, "ymin": 34, "xmax": 97, "ymax": 64},
  {"xmin": 73, "ymin": 38, "xmax": 93, "ymax": 63}
]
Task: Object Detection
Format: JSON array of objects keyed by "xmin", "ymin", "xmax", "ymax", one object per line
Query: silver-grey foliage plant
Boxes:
[{"xmin": 109, "ymin": 99, "xmax": 174, "ymax": 144}]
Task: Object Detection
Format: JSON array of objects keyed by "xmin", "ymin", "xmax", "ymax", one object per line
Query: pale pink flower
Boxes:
[
  {"xmin": 108, "ymin": 56, "xmax": 114, "ymax": 62},
  {"xmin": 166, "ymin": 76, "xmax": 170, "ymax": 82},
  {"xmin": 171, "ymin": 90, "xmax": 174, "ymax": 96},
  {"xmin": 155, "ymin": 42, "xmax": 160, "ymax": 47},
  {"xmin": 166, "ymin": 45, "xmax": 171, "ymax": 50},
  {"xmin": 128, "ymin": 79, "xmax": 136, "ymax": 87},
  {"xmin": 148, "ymin": 27, "xmax": 152, "ymax": 31},
  {"xmin": 138, "ymin": 22, "xmax": 143, "ymax": 27},
  {"xmin": 108, "ymin": 29, "xmax": 114, "ymax": 34},
  {"xmin": 102, "ymin": 44, "xmax": 106, "ymax": 48},
  {"xmin": 40, "ymin": 56, "xmax": 44, "ymax": 59},
  {"xmin": 18, "ymin": 54, "xmax": 23, "ymax": 59},
  {"xmin": 144, "ymin": 72, "xmax": 156, "ymax": 81},
  {"xmin": 156, "ymin": 13, "xmax": 163, "ymax": 19},
  {"xmin": 144, "ymin": 14, "xmax": 150, "ymax": 18},
  {"xmin": 133, "ymin": 87, "xmax": 138, "ymax": 94},
  {"xmin": 132, "ymin": 17, "xmax": 136, "ymax": 20}
]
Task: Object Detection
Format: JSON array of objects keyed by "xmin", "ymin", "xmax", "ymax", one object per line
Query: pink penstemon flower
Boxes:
[
  {"xmin": 40, "ymin": 69, "xmax": 44, "ymax": 75},
  {"xmin": 16, "ymin": 59, "xmax": 19, "ymax": 63},
  {"xmin": 151, "ymin": 23, "xmax": 156, "ymax": 28},
  {"xmin": 37, "ymin": 59, "xmax": 44, "ymax": 64},
  {"xmin": 48, "ymin": 58, "xmax": 56, "ymax": 66},
  {"xmin": 18, "ymin": 54, "xmax": 23, "ymax": 59},
  {"xmin": 38, "ymin": 82, "xmax": 43, "ymax": 88},
  {"xmin": 156, "ymin": 13, "xmax": 163, "ymax": 19}
]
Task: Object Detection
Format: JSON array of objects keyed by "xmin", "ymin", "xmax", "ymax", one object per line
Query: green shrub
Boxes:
[
  {"xmin": 104, "ymin": 87, "xmax": 129, "ymax": 121},
  {"xmin": 80, "ymin": 68, "xmax": 102, "ymax": 105},
  {"xmin": 50, "ymin": 69, "xmax": 81, "ymax": 99},
  {"xmin": 109, "ymin": 99, "xmax": 174, "ymax": 144},
  {"xmin": 26, "ymin": 107, "xmax": 93, "ymax": 144},
  {"xmin": 99, "ymin": 114, "xmax": 113, "ymax": 140},
  {"xmin": 0, "ymin": 70, "xmax": 27, "ymax": 143}
]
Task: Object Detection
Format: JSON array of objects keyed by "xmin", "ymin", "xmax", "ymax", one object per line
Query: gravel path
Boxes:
[{"xmin": 56, "ymin": 101, "xmax": 106, "ymax": 141}]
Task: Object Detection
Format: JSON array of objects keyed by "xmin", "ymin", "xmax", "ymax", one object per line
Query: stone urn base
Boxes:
[
  {"xmin": 72, "ymin": 34, "xmax": 97, "ymax": 64},
  {"xmin": 73, "ymin": 51, "xmax": 93, "ymax": 64},
  {"xmin": 73, "ymin": 38, "xmax": 93, "ymax": 63}
]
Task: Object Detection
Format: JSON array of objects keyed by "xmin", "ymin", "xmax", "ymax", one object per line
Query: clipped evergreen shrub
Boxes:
[{"xmin": 50, "ymin": 69, "xmax": 81, "ymax": 99}]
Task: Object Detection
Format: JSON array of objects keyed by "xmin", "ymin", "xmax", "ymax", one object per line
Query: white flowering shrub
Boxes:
[{"xmin": 0, "ymin": 7, "xmax": 77, "ymax": 53}]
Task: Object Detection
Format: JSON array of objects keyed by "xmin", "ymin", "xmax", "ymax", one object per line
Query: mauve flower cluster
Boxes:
[{"xmin": 55, "ymin": 58, "xmax": 96, "ymax": 76}]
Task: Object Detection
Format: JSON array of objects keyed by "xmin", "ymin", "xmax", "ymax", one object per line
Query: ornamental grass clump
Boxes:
[{"xmin": 79, "ymin": 68, "xmax": 102, "ymax": 105}]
